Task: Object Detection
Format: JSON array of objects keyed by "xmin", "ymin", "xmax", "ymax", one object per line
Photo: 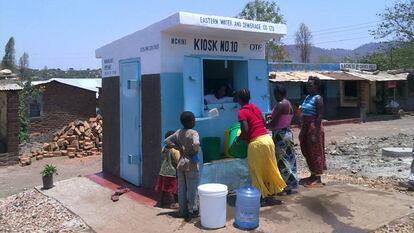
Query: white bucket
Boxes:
[{"xmin": 198, "ymin": 183, "xmax": 228, "ymax": 229}]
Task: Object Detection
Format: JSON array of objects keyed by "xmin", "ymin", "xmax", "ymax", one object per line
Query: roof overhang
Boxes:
[
  {"xmin": 269, "ymin": 71, "xmax": 408, "ymax": 82},
  {"xmin": 163, "ymin": 12, "xmax": 287, "ymax": 41},
  {"xmin": 96, "ymin": 11, "xmax": 287, "ymax": 58},
  {"xmin": 344, "ymin": 71, "xmax": 408, "ymax": 81},
  {"xmin": 322, "ymin": 72, "xmax": 367, "ymax": 81},
  {"xmin": 0, "ymin": 78, "xmax": 22, "ymax": 91},
  {"xmin": 269, "ymin": 72, "xmax": 335, "ymax": 82}
]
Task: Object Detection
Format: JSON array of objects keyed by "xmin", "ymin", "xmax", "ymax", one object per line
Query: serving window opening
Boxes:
[
  {"xmin": 196, "ymin": 59, "xmax": 250, "ymax": 163},
  {"xmin": 202, "ymin": 59, "xmax": 248, "ymax": 106}
]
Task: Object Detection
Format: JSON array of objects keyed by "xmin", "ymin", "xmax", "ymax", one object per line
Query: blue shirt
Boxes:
[{"xmin": 301, "ymin": 95, "xmax": 320, "ymax": 116}]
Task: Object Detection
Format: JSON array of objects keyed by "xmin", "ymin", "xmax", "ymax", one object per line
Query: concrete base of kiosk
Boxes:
[{"xmin": 200, "ymin": 158, "xmax": 249, "ymax": 192}]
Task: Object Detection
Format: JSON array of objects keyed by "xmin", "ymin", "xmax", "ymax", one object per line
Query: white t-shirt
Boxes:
[{"xmin": 204, "ymin": 94, "xmax": 234, "ymax": 104}]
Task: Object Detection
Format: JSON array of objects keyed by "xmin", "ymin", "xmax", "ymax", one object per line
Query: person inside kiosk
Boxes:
[{"xmin": 204, "ymin": 83, "xmax": 235, "ymax": 104}]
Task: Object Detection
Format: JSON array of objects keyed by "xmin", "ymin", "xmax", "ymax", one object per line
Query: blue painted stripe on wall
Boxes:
[{"xmin": 160, "ymin": 73, "xmax": 184, "ymax": 142}]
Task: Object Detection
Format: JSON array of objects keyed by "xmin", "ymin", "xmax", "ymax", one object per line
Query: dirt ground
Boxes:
[
  {"xmin": 0, "ymin": 116, "xmax": 413, "ymax": 232},
  {"xmin": 292, "ymin": 116, "xmax": 414, "ymax": 179},
  {"xmin": 0, "ymin": 155, "xmax": 101, "ymax": 198}
]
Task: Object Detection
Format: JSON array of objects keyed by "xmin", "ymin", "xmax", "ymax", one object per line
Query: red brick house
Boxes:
[
  {"xmin": 30, "ymin": 78, "xmax": 101, "ymax": 134},
  {"xmin": 0, "ymin": 79, "xmax": 21, "ymax": 166}
]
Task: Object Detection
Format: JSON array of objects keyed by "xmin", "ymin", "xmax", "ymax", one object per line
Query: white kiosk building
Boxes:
[{"xmin": 96, "ymin": 12, "xmax": 287, "ymax": 189}]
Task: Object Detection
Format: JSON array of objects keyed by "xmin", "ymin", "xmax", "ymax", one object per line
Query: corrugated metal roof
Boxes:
[
  {"xmin": 322, "ymin": 72, "xmax": 366, "ymax": 81},
  {"xmin": 345, "ymin": 71, "xmax": 408, "ymax": 81},
  {"xmin": 269, "ymin": 71, "xmax": 408, "ymax": 82},
  {"xmin": 269, "ymin": 71, "xmax": 335, "ymax": 82},
  {"xmin": 32, "ymin": 78, "xmax": 102, "ymax": 92},
  {"xmin": 0, "ymin": 79, "xmax": 22, "ymax": 91}
]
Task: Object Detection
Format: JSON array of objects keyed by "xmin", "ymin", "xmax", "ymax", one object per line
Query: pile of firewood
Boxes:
[{"xmin": 19, "ymin": 115, "xmax": 103, "ymax": 166}]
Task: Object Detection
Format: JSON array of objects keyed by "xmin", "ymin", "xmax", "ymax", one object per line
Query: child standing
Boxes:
[
  {"xmin": 154, "ymin": 131, "xmax": 180, "ymax": 208},
  {"xmin": 165, "ymin": 111, "xmax": 200, "ymax": 219}
]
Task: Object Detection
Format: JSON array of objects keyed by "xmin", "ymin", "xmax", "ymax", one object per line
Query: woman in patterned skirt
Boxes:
[{"xmin": 268, "ymin": 85, "xmax": 299, "ymax": 194}]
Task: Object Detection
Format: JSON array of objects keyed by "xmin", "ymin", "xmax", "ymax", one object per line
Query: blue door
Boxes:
[
  {"xmin": 120, "ymin": 59, "xmax": 141, "ymax": 186},
  {"xmin": 183, "ymin": 56, "xmax": 203, "ymax": 117},
  {"xmin": 248, "ymin": 59, "xmax": 270, "ymax": 112}
]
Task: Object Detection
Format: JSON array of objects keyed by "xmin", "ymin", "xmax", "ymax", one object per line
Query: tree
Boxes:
[
  {"xmin": 237, "ymin": 0, "xmax": 287, "ymax": 61},
  {"xmin": 1, "ymin": 37, "xmax": 16, "ymax": 71},
  {"xmin": 238, "ymin": 0, "xmax": 284, "ymax": 23},
  {"xmin": 362, "ymin": 42, "xmax": 414, "ymax": 70},
  {"xmin": 18, "ymin": 52, "xmax": 29, "ymax": 79},
  {"xmin": 318, "ymin": 55, "xmax": 335, "ymax": 63},
  {"xmin": 41, "ymin": 66, "xmax": 49, "ymax": 79},
  {"xmin": 295, "ymin": 23, "xmax": 312, "ymax": 63},
  {"xmin": 371, "ymin": 0, "xmax": 414, "ymax": 42}
]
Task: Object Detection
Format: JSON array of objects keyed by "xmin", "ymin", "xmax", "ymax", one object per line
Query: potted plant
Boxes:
[{"xmin": 41, "ymin": 164, "xmax": 57, "ymax": 189}]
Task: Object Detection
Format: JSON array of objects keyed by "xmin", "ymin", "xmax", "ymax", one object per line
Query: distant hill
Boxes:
[{"xmin": 282, "ymin": 42, "xmax": 391, "ymax": 63}]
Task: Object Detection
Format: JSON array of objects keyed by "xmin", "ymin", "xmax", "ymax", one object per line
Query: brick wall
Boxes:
[
  {"xmin": 0, "ymin": 91, "xmax": 20, "ymax": 166},
  {"xmin": 29, "ymin": 81, "xmax": 97, "ymax": 134}
]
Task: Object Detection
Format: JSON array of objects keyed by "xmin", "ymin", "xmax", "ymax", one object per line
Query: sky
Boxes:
[{"xmin": 0, "ymin": 0, "xmax": 396, "ymax": 70}]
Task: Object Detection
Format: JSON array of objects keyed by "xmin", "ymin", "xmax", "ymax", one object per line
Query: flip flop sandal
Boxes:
[
  {"xmin": 261, "ymin": 197, "xmax": 283, "ymax": 207},
  {"xmin": 111, "ymin": 187, "xmax": 130, "ymax": 202},
  {"xmin": 299, "ymin": 177, "xmax": 313, "ymax": 185},
  {"xmin": 304, "ymin": 181, "xmax": 325, "ymax": 188},
  {"xmin": 111, "ymin": 193, "xmax": 120, "ymax": 202},
  {"xmin": 115, "ymin": 187, "xmax": 130, "ymax": 195}
]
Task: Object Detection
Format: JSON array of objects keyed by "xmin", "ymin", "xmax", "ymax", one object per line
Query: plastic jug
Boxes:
[{"xmin": 235, "ymin": 186, "xmax": 260, "ymax": 230}]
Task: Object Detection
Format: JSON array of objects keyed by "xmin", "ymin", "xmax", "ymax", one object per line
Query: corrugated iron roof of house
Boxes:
[
  {"xmin": 0, "ymin": 78, "xmax": 23, "ymax": 91},
  {"xmin": 345, "ymin": 71, "xmax": 408, "ymax": 81},
  {"xmin": 269, "ymin": 70, "xmax": 409, "ymax": 82},
  {"xmin": 32, "ymin": 78, "xmax": 102, "ymax": 93},
  {"xmin": 269, "ymin": 71, "xmax": 336, "ymax": 82},
  {"xmin": 0, "ymin": 69, "xmax": 17, "ymax": 79},
  {"xmin": 322, "ymin": 72, "xmax": 366, "ymax": 81}
]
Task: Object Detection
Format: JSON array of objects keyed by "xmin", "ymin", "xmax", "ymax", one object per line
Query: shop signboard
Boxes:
[{"xmin": 388, "ymin": 80, "xmax": 397, "ymax": 89}]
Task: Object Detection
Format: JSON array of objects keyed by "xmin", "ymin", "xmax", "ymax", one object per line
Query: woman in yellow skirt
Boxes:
[{"xmin": 232, "ymin": 89, "xmax": 286, "ymax": 202}]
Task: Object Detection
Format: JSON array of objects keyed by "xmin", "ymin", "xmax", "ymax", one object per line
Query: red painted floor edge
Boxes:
[{"xmin": 87, "ymin": 173, "xmax": 157, "ymax": 207}]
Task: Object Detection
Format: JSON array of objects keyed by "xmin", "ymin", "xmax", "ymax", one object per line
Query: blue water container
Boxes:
[{"xmin": 235, "ymin": 186, "xmax": 260, "ymax": 230}]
